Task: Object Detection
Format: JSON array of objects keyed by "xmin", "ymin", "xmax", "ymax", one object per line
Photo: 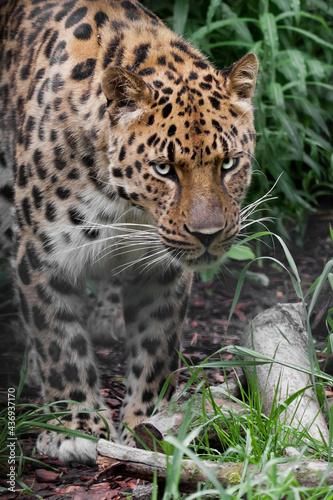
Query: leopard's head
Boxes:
[{"xmin": 102, "ymin": 53, "xmax": 258, "ymax": 270}]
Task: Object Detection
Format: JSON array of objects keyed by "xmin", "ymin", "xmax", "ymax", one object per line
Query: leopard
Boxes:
[{"xmin": 0, "ymin": 0, "xmax": 258, "ymax": 465}]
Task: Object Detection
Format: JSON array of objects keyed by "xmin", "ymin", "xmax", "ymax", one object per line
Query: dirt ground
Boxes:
[{"xmin": 0, "ymin": 214, "xmax": 332, "ymax": 499}]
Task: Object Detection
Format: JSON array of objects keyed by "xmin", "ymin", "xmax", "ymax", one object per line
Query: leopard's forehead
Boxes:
[{"xmin": 116, "ymin": 73, "xmax": 253, "ymax": 167}]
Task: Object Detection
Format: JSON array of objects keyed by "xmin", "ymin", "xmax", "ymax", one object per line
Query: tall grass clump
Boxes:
[{"xmin": 142, "ymin": 0, "xmax": 333, "ymax": 240}]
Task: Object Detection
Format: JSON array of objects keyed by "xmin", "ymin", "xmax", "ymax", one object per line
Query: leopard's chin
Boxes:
[
  {"xmin": 179, "ymin": 250, "xmax": 224, "ymax": 272},
  {"xmin": 164, "ymin": 243, "xmax": 229, "ymax": 272}
]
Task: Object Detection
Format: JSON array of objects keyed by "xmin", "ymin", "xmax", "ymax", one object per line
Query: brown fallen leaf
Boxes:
[{"xmin": 35, "ymin": 469, "xmax": 59, "ymax": 483}]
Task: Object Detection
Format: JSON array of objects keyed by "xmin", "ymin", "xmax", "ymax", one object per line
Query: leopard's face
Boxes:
[{"xmin": 103, "ymin": 54, "xmax": 258, "ymax": 270}]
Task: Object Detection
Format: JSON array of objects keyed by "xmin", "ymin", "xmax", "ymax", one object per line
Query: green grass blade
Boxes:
[
  {"xmin": 164, "ymin": 435, "xmax": 231, "ymax": 499},
  {"xmin": 189, "ymin": 17, "xmax": 258, "ymax": 42},
  {"xmin": 307, "ymin": 81, "xmax": 333, "ymax": 91},
  {"xmin": 221, "ymin": 4, "xmax": 254, "ymax": 44},
  {"xmin": 291, "ymin": 0, "xmax": 301, "ymax": 24},
  {"xmin": 278, "ymin": 25, "xmax": 333, "ymax": 50},
  {"xmin": 206, "ymin": 0, "xmax": 221, "ymax": 26},
  {"xmin": 207, "ymin": 41, "xmax": 253, "ymax": 49},
  {"xmin": 260, "ymin": 12, "xmax": 279, "ymax": 57},
  {"xmin": 308, "ymin": 260, "xmax": 333, "ymax": 318},
  {"xmin": 276, "ymin": 110, "xmax": 303, "ymax": 158},
  {"xmin": 173, "ymin": 0, "xmax": 189, "ymax": 35},
  {"xmin": 268, "ymin": 82, "xmax": 285, "ymax": 108},
  {"xmin": 275, "ymin": 10, "xmax": 328, "ymax": 28},
  {"xmin": 273, "ymin": 234, "xmax": 301, "ymax": 281},
  {"xmin": 228, "ymin": 260, "xmax": 252, "ymax": 324}
]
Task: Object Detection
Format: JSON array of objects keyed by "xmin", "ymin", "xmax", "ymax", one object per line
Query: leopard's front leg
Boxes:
[
  {"xmin": 16, "ymin": 239, "xmax": 117, "ymax": 464},
  {"xmin": 120, "ymin": 267, "xmax": 192, "ymax": 445}
]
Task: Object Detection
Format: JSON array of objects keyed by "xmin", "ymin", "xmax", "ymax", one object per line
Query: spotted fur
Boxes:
[{"xmin": 0, "ymin": 0, "xmax": 258, "ymax": 464}]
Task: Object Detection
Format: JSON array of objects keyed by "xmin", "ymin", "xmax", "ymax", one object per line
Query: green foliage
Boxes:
[{"xmin": 142, "ymin": 0, "xmax": 333, "ymax": 238}]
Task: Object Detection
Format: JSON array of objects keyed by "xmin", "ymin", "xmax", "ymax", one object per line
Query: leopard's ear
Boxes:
[
  {"xmin": 102, "ymin": 67, "xmax": 152, "ymax": 125},
  {"xmin": 221, "ymin": 52, "xmax": 259, "ymax": 100}
]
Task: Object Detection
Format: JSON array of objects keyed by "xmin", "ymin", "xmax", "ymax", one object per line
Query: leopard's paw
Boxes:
[
  {"xmin": 36, "ymin": 410, "xmax": 118, "ymax": 464},
  {"xmin": 37, "ymin": 430, "xmax": 98, "ymax": 465}
]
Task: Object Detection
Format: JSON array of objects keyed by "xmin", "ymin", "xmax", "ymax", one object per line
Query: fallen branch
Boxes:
[{"xmin": 97, "ymin": 439, "xmax": 333, "ymax": 492}]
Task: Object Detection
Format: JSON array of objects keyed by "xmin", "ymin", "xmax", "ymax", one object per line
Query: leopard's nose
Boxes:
[{"xmin": 184, "ymin": 224, "xmax": 223, "ymax": 248}]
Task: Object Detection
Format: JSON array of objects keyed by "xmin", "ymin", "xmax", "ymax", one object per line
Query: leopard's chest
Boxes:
[{"xmin": 48, "ymin": 190, "xmax": 161, "ymax": 279}]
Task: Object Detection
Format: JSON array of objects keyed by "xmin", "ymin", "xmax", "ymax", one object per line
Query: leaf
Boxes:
[
  {"xmin": 189, "ymin": 17, "xmax": 257, "ymax": 43},
  {"xmin": 276, "ymin": 50, "xmax": 307, "ymax": 94},
  {"xmin": 279, "ymin": 25, "xmax": 333, "ymax": 51},
  {"xmin": 228, "ymin": 260, "xmax": 252, "ymax": 324},
  {"xmin": 300, "ymin": 100, "xmax": 330, "ymax": 136},
  {"xmin": 271, "ymin": 0, "xmax": 290, "ymax": 11},
  {"xmin": 302, "ymin": 153, "xmax": 322, "ymax": 177},
  {"xmin": 268, "ymin": 82, "xmax": 285, "ymax": 108},
  {"xmin": 227, "ymin": 244, "xmax": 256, "ymax": 261},
  {"xmin": 222, "ymin": 4, "xmax": 254, "ymax": 44},
  {"xmin": 304, "ymin": 128, "xmax": 332, "ymax": 152},
  {"xmin": 225, "ymin": 345, "xmax": 333, "ymax": 382},
  {"xmin": 307, "ymin": 81, "xmax": 333, "ymax": 92},
  {"xmin": 275, "ymin": 109, "xmax": 303, "ymax": 158},
  {"xmin": 173, "ymin": 0, "xmax": 189, "ymax": 36},
  {"xmin": 276, "ymin": 10, "xmax": 329, "ymax": 29},
  {"xmin": 199, "ymin": 268, "xmax": 218, "ymax": 283},
  {"xmin": 291, "ymin": 0, "xmax": 301, "ymax": 24},
  {"xmin": 328, "ymin": 273, "xmax": 333, "ymax": 290},
  {"xmin": 208, "ymin": 41, "xmax": 253, "ymax": 49},
  {"xmin": 206, "ymin": 0, "xmax": 221, "ymax": 26},
  {"xmin": 165, "ymin": 436, "xmax": 230, "ymax": 499},
  {"xmin": 307, "ymin": 59, "xmax": 327, "ymax": 80},
  {"xmin": 287, "ymin": 49, "xmax": 307, "ymax": 94},
  {"xmin": 260, "ymin": 12, "xmax": 279, "ymax": 58},
  {"xmin": 308, "ymin": 260, "xmax": 333, "ymax": 318},
  {"xmin": 304, "ymin": 276, "xmax": 321, "ymax": 298}
]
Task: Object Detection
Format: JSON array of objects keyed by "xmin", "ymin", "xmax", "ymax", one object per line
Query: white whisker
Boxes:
[
  {"xmin": 240, "ymin": 175, "xmax": 282, "ymax": 223},
  {"xmin": 94, "ymin": 241, "xmax": 162, "ymax": 264},
  {"xmin": 54, "ymin": 230, "xmax": 159, "ymax": 257},
  {"xmin": 139, "ymin": 252, "xmax": 168, "ymax": 274},
  {"xmin": 113, "ymin": 248, "xmax": 167, "ymax": 275}
]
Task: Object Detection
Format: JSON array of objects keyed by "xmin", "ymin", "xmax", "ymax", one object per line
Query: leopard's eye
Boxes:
[
  {"xmin": 222, "ymin": 157, "xmax": 235, "ymax": 170},
  {"xmin": 154, "ymin": 163, "xmax": 173, "ymax": 176},
  {"xmin": 221, "ymin": 157, "xmax": 241, "ymax": 172}
]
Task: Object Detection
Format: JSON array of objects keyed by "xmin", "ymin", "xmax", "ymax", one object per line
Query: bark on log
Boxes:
[
  {"xmin": 240, "ymin": 303, "xmax": 329, "ymax": 445},
  {"xmin": 97, "ymin": 439, "xmax": 333, "ymax": 492}
]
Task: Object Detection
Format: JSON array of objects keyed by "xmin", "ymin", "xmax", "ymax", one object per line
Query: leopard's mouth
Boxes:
[
  {"xmin": 164, "ymin": 245, "xmax": 223, "ymax": 271},
  {"xmin": 159, "ymin": 224, "xmax": 238, "ymax": 271},
  {"xmin": 183, "ymin": 250, "xmax": 222, "ymax": 271}
]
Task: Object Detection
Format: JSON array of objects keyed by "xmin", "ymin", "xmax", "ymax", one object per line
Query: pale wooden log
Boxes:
[
  {"xmin": 132, "ymin": 484, "xmax": 154, "ymax": 499},
  {"xmin": 97, "ymin": 439, "xmax": 333, "ymax": 491},
  {"xmin": 240, "ymin": 303, "xmax": 330, "ymax": 445}
]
